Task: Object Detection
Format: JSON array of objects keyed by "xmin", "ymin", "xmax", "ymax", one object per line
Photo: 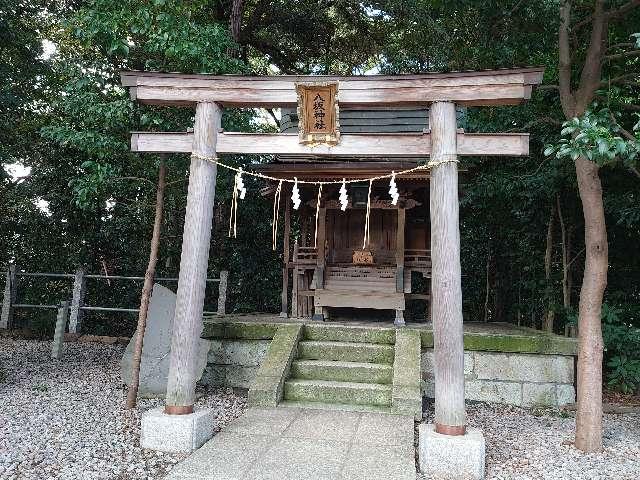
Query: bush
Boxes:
[{"xmin": 601, "ymin": 304, "xmax": 640, "ymax": 394}]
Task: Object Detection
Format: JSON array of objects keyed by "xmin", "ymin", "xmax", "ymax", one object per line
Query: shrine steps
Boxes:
[
  {"xmin": 297, "ymin": 340, "xmax": 395, "ymax": 364},
  {"xmin": 247, "ymin": 323, "xmax": 422, "ymax": 419},
  {"xmin": 281, "ymin": 326, "xmax": 399, "ymax": 413},
  {"xmin": 284, "ymin": 379, "xmax": 392, "ymax": 407},
  {"xmin": 291, "ymin": 359, "xmax": 393, "ymax": 384}
]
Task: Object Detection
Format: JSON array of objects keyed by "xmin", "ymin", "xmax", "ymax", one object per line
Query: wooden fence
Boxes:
[{"xmin": 0, "ymin": 265, "xmax": 229, "ymax": 333}]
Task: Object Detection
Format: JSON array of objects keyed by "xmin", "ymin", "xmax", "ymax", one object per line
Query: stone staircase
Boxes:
[
  {"xmin": 281, "ymin": 325, "xmax": 396, "ymax": 413},
  {"xmin": 248, "ymin": 323, "xmax": 422, "ymax": 418}
]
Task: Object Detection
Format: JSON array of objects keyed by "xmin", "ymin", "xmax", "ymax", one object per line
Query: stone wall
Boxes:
[
  {"xmin": 200, "ymin": 338, "xmax": 270, "ymax": 389},
  {"xmin": 421, "ymin": 349, "xmax": 575, "ymax": 407},
  {"xmin": 200, "ymin": 317, "xmax": 578, "ymax": 408}
]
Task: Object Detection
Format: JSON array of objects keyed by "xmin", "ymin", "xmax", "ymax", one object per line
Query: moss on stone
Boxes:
[
  {"xmin": 414, "ymin": 328, "xmax": 577, "ymax": 355},
  {"xmin": 202, "ymin": 320, "xmax": 278, "ymax": 340},
  {"xmin": 304, "ymin": 325, "xmax": 395, "ymax": 344},
  {"xmin": 247, "ymin": 324, "xmax": 302, "ymax": 407},
  {"xmin": 392, "ymin": 329, "xmax": 422, "ymax": 419},
  {"xmin": 463, "ymin": 333, "xmax": 577, "ymax": 355}
]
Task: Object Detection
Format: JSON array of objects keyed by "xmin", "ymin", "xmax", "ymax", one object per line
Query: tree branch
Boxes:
[
  {"xmin": 266, "ymin": 108, "xmax": 280, "ymax": 128},
  {"xmin": 606, "ymin": 42, "xmax": 635, "ymax": 51},
  {"xmin": 575, "ymin": 0, "xmax": 607, "ymax": 114},
  {"xmin": 559, "ymin": 1, "xmax": 576, "ymax": 118},
  {"xmin": 602, "ymin": 72, "xmax": 640, "ymax": 86},
  {"xmin": 604, "ymin": 50, "xmax": 640, "ymax": 61},
  {"xmin": 111, "ymin": 176, "xmax": 155, "ymax": 186},
  {"xmin": 605, "ymin": 0, "xmax": 640, "ymax": 20},
  {"xmin": 507, "ymin": 116, "xmax": 564, "ymax": 132}
]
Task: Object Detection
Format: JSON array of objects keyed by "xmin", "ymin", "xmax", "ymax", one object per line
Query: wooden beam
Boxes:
[
  {"xmin": 164, "ymin": 102, "xmax": 221, "ymax": 414},
  {"xmin": 315, "ymin": 206, "xmax": 326, "ymax": 275},
  {"xmin": 280, "ymin": 192, "xmax": 291, "ymax": 318},
  {"xmin": 429, "ymin": 101, "xmax": 466, "ymax": 435},
  {"xmin": 396, "ymin": 207, "xmax": 406, "ymax": 294},
  {"xmin": 122, "ymin": 67, "xmax": 544, "ymax": 107},
  {"xmin": 131, "ymin": 132, "xmax": 530, "ymax": 157}
]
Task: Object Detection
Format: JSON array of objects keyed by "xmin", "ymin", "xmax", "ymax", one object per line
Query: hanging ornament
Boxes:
[
  {"xmin": 314, "ymin": 185, "xmax": 323, "ymax": 248},
  {"xmin": 228, "ymin": 169, "xmax": 246, "ymax": 238},
  {"xmin": 236, "ymin": 167, "xmax": 247, "ymax": 200},
  {"xmin": 389, "ymin": 171, "xmax": 399, "ymax": 205},
  {"xmin": 272, "ymin": 180, "xmax": 283, "ymax": 251},
  {"xmin": 291, "ymin": 177, "xmax": 301, "ymax": 210},
  {"xmin": 362, "ymin": 179, "xmax": 373, "ymax": 249},
  {"xmin": 338, "ymin": 178, "xmax": 348, "ymax": 211}
]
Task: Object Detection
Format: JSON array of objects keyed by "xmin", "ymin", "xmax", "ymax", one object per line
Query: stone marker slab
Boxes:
[{"xmin": 120, "ymin": 284, "xmax": 210, "ymax": 397}]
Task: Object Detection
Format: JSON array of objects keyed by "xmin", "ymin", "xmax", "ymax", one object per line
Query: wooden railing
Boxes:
[
  {"xmin": 405, "ymin": 249, "xmax": 431, "ymax": 269},
  {"xmin": 293, "ymin": 246, "xmax": 318, "ymax": 266},
  {"xmin": 0, "ymin": 266, "xmax": 228, "ymax": 333}
]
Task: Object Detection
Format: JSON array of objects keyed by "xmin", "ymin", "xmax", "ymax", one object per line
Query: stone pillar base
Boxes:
[
  {"xmin": 141, "ymin": 407, "xmax": 214, "ymax": 453},
  {"xmin": 418, "ymin": 423, "xmax": 485, "ymax": 480}
]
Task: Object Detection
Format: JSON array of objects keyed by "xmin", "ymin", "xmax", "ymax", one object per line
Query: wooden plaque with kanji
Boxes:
[{"xmin": 296, "ymin": 82, "xmax": 340, "ymax": 145}]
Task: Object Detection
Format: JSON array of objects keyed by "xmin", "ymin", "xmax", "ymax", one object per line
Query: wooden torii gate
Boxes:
[{"xmin": 121, "ymin": 68, "xmax": 543, "ymax": 436}]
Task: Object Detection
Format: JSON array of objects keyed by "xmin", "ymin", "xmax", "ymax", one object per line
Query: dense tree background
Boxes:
[{"xmin": 1, "ymin": 1, "xmax": 638, "ymax": 390}]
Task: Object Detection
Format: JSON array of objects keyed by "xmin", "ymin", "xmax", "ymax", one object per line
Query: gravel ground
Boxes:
[
  {"xmin": 417, "ymin": 402, "xmax": 640, "ymax": 480},
  {"xmin": 0, "ymin": 338, "xmax": 246, "ymax": 480},
  {"xmin": 1, "ymin": 338, "xmax": 639, "ymax": 480}
]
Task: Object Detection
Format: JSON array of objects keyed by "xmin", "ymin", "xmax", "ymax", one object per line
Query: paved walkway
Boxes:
[{"xmin": 166, "ymin": 407, "xmax": 416, "ymax": 480}]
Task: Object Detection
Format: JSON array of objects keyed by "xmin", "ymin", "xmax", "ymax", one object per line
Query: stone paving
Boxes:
[{"xmin": 165, "ymin": 407, "xmax": 416, "ymax": 480}]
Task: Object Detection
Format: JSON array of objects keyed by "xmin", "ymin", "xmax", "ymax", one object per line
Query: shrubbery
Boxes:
[{"xmin": 601, "ymin": 304, "xmax": 640, "ymax": 394}]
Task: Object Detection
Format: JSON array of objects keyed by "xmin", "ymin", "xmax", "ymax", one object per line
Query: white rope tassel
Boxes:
[
  {"xmin": 291, "ymin": 178, "xmax": 301, "ymax": 210},
  {"xmin": 228, "ymin": 172, "xmax": 239, "ymax": 238},
  {"xmin": 272, "ymin": 180, "xmax": 283, "ymax": 251},
  {"xmin": 339, "ymin": 178, "xmax": 348, "ymax": 211},
  {"xmin": 314, "ymin": 184, "xmax": 323, "ymax": 248},
  {"xmin": 228, "ymin": 169, "xmax": 246, "ymax": 238},
  {"xmin": 389, "ymin": 171, "xmax": 399, "ymax": 205},
  {"xmin": 362, "ymin": 179, "xmax": 373, "ymax": 249}
]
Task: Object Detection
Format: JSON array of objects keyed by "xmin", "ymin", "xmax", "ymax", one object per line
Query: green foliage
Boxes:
[
  {"xmin": 602, "ymin": 304, "xmax": 640, "ymax": 393},
  {"xmin": 545, "ymin": 107, "xmax": 639, "ymax": 168},
  {"xmin": 69, "ymin": 161, "xmax": 119, "ymax": 208}
]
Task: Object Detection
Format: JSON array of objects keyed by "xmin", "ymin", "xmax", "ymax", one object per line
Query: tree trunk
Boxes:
[
  {"xmin": 566, "ymin": 227, "xmax": 573, "ymax": 309},
  {"xmin": 556, "ymin": 194, "xmax": 571, "ymax": 310},
  {"xmin": 126, "ymin": 160, "xmax": 167, "ymax": 409},
  {"xmin": 483, "ymin": 248, "xmax": 490, "ymax": 323},
  {"xmin": 544, "ymin": 202, "xmax": 556, "ymax": 332},
  {"xmin": 574, "ymin": 156, "xmax": 607, "ymax": 453},
  {"xmin": 228, "ymin": 0, "xmax": 243, "ymax": 57},
  {"xmin": 230, "ymin": 0, "xmax": 243, "ymax": 41}
]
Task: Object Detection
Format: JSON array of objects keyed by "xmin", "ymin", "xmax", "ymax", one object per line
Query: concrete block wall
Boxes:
[{"xmin": 421, "ymin": 349, "xmax": 575, "ymax": 407}]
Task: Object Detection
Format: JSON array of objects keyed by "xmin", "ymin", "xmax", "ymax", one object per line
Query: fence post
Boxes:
[
  {"xmin": 68, "ymin": 267, "xmax": 86, "ymax": 334},
  {"xmin": 217, "ymin": 271, "xmax": 229, "ymax": 315},
  {"xmin": 1, "ymin": 265, "xmax": 17, "ymax": 330},
  {"xmin": 52, "ymin": 301, "xmax": 70, "ymax": 359}
]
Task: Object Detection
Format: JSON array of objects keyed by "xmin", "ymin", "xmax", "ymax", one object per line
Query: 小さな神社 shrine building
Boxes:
[{"xmin": 122, "ymin": 67, "xmax": 545, "ymax": 475}]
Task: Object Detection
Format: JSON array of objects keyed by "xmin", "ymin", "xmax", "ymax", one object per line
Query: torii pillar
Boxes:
[
  {"xmin": 418, "ymin": 102, "xmax": 485, "ymax": 480},
  {"xmin": 140, "ymin": 101, "xmax": 221, "ymax": 453}
]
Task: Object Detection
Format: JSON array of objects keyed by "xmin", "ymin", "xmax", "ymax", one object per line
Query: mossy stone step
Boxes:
[
  {"xmin": 303, "ymin": 325, "xmax": 395, "ymax": 345},
  {"xmin": 291, "ymin": 359, "xmax": 393, "ymax": 385},
  {"xmin": 278, "ymin": 400, "xmax": 394, "ymax": 415},
  {"xmin": 297, "ymin": 340, "xmax": 394, "ymax": 364},
  {"xmin": 284, "ymin": 379, "xmax": 392, "ymax": 407}
]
